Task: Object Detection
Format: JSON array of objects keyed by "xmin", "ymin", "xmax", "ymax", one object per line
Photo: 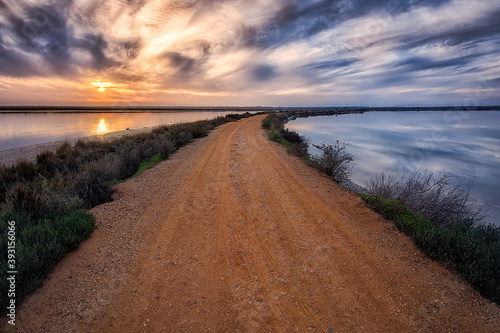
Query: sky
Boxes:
[{"xmin": 0, "ymin": 0, "xmax": 499, "ymax": 107}]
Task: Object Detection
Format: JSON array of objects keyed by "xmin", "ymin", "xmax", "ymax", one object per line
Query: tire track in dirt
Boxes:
[{"xmin": 6, "ymin": 114, "xmax": 499, "ymax": 332}]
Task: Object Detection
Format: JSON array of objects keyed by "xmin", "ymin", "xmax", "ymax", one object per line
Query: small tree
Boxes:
[{"xmin": 311, "ymin": 141, "xmax": 354, "ymax": 183}]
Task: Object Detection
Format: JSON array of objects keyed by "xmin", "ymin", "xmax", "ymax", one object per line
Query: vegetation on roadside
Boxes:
[
  {"xmin": 366, "ymin": 171, "xmax": 486, "ymax": 226},
  {"xmin": 363, "ymin": 171, "xmax": 499, "ymax": 303},
  {"xmin": 361, "ymin": 195, "xmax": 435, "ymax": 234},
  {"xmin": 0, "ymin": 112, "xmax": 255, "ymax": 312},
  {"xmin": 262, "ymin": 113, "xmax": 353, "ymax": 183},
  {"xmin": 262, "ymin": 113, "xmax": 309, "ymax": 157},
  {"xmin": 263, "ymin": 112, "xmax": 499, "ymax": 304},
  {"xmin": 311, "ymin": 142, "xmax": 354, "ymax": 184}
]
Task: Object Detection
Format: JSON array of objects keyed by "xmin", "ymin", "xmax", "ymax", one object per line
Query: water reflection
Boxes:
[
  {"xmin": 96, "ymin": 118, "xmax": 109, "ymax": 135},
  {"xmin": 287, "ymin": 111, "xmax": 500, "ymax": 226},
  {"xmin": 0, "ymin": 111, "xmax": 251, "ymax": 151}
]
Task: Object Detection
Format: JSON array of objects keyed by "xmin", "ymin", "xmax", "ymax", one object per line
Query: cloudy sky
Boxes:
[{"xmin": 0, "ymin": 0, "xmax": 499, "ymax": 107}]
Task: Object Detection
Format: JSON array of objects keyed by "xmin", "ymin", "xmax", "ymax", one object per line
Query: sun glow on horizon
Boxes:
[{"xmin": 91, "ymin": 80, "xmax": 113, "ymax": 93}]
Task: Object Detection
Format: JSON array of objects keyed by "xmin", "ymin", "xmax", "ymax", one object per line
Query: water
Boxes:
[
  {"xmin": 0, "ymin": 111, "xmax": 248, "ymax": 150},
  {"xmin": 287, "ymin": 111, "xmax": 500, "ymax": 226}
]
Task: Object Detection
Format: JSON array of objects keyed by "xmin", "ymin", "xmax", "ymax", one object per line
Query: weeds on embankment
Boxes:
[
  {"xmin": 263, "ymin": 112, "xmax": 500, "ymax": 304},
  {"xmin": 262, "ymin": 113, "xmax": 309, "ymax": 158},
  {"xmin": 0, "ymin": 112, "xmax": 255, "ymax": 312},
  {"xmin": 262, "ymin": 113, "xmax": 353, "ymax": 184},
  {"xmin": 363, "ymin": 171, "xmax": 499, "ymax": 303}
]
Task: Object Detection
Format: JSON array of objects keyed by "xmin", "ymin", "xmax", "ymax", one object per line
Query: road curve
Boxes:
[{"xmin": 7, "ymin": 114, "xmax": 499, "ymax": 332}]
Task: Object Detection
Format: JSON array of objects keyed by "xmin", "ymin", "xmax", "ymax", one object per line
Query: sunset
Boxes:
[
  {"xmin": 1, "ymin": 0, "xmax": 499, "ymax": 106},
  {"xmin": 1, "ymin": 1, "xmax": 500, "ymax": 331}
]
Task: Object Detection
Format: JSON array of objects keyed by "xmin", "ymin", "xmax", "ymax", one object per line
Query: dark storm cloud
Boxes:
[
  {"xmin": 301, "ymin": 59, "xmax": 359, "ymax": 72},
  {"xmin": 244, "ymin": 0, "xmax": 343, "ymax": 48},
  {"xmin": 72, "ymin": 33, "xmax": 115, "ymax": 70},
  {"xmin": 0, "ymin": 1, "xmax": 120, "ymax": 76},
  {"xmin": 163, "ymin": 52, "xmax": 196, "ymax": 74},
  {"xmin": 245, "ymin": 0, "xmax": 453, "ymax": 49},
  {"xmin": 396, "ymin": 54, "xmax": 483, "ymax": 72},
  {"xmin": 296, "ymin": 58, "xmax": 359, "ymax": 85},
  {"xmin": 6, "ymin": 4, "xmax": 72, "ymax": 74},
  {"xmin": 252, "ymin": 64, "xmax": 277, "ymax": 81},
  {"xmin": 0, "ymin": 0, "xmax": 499, "ymax": 107},
  {"xmin": 350, "ymin": 0, "xmax": 452, "ymax": 16},
  {"xmin": 161, "ymin": 39, "xmax": 211, "ymax": 78},
  {"xmin": 403, "ymin": 9, "xmax": 500, "ymax": 49},
  {"xmin": 0, "ymin": 36, "xmax": 37, "ymax": 77},
  {"xmin": 491, "ymin": 78, "xmax": 500, "ymax": 86}
]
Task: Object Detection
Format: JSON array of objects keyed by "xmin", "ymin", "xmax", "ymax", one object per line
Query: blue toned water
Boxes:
[{"xmin": 287, "ymin": 111, "xmax": 500, "ymax": 226}]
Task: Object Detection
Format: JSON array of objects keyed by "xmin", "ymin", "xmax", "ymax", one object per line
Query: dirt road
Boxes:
[{"xmin": 7, "ymin": 115, "xmax": 499, "ymax": 332}]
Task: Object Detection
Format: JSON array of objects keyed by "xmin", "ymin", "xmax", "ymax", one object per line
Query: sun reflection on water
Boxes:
[{"xmin": 96, "ymin": 118, "xmax": 109, "ymax": 134}]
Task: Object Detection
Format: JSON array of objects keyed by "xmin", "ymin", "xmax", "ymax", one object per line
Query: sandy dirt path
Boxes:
[{"xmin": 4, "ymin": 115, "xmax": 499, "ymax": 332}]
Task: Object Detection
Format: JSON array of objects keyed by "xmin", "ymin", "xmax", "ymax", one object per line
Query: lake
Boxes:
[
  {"xmin": 0, "ymin": 111, "xmax": 249, "ymax": 151},
  {"xmin": 287, "ymin": 111, "xmax": 500, "ymax": 226}
]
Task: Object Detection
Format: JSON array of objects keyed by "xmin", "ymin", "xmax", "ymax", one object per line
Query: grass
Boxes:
[
  {"xmin": 363, "ymin": 171, "xmax": 499, "ymax": 302},
  {"xmin": 131, "ymin": 153, "xmax": 163, "ymax": 179},
  {"xmin": 414, "ymin": 221, "xmax": 500, "ymax": 302},
  {"xmin": 361, "ymin": 194, "xmax": 434, "ymax": 235},
  {"xmin": 262, "ymin": 114, "xmax": 309, "ymax": 157},
  {"xmin": 0, "ymin": 112, "xmax": 258, "ymax": 313},
  {"xmin": 0, "ymin": 209, "xmax": 94, "ymax": 309},
  {"xmin": 362, "ymin": 193, "xmax": 499, "ymax": 303}
]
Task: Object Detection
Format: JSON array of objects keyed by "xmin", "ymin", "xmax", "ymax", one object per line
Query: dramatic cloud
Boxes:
[{"xmin": 0, "ymin": 0, "xmax": 499, "ymax": 106}]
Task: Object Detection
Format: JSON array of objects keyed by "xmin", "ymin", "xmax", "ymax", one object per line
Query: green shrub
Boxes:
[
  {"xmin": 268, "ymin": 129, "xmax": 284, "ymax": 142},
  {"xmin": 361, "ymin": 194, "xmax": 434, "ymax": 234},
  {"xmin": 361, "ymin": 193, "xmax": 499, "ymax": 303},
  {"xmin": 15, "ymin": 160, "xmax": 36, "ymax": 180},
  {"xmin": 0, "ymin": 210, "xmax": 94, "ymax": 311},
  {"xmin": 6, "ymin": 184, "xmax": 45, "ymax": 219},
  {"xmin": 366, "ymin": 171, "xmax": 484, "ymax": 226},
  {"xmin": 262, "ymin": 118, "xmax": 273, "ymax": 130},
  {"xmin": 311, "ymin": 141, "xmax": 354, "ymax": 183},
  {"xmin": 414, "ymin": 221, "xmax": 500, "ymax": 303},
  {"xmin": 280, "ymin": 128, "xmax": 303, "ymax": 144},
  {"xmin": 131, "ymin": 153, "xmax": 163, "ymax": 178},
  {"xmin": 74, "ymin": 163, "xmax": 114, "ymax": 209}
]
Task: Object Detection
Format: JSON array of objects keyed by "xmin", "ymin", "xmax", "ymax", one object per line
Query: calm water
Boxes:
[
  {"xmin": 287, "ymin": 111, "xmax": 500, "ymax": 226},
  {"xmin": 0, "ymin": 111, "xmax": 248, "ymax": 150}
]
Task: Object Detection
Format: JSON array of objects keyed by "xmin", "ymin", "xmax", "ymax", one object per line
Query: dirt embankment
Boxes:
[{"xmin": 4, "ymin": 114, "xmax": 499, "ymax": 332}]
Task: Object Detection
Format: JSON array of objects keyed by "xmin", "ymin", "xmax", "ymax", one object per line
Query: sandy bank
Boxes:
[{"xmin": 0, "ymin": 127, "xmax": 154, "ymax": 167}]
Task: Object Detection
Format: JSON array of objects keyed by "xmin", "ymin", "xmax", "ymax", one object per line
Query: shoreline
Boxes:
[
  {"xmin": 5, "ymin": 114, "xmax": 498, "ymax": 331},
  {"xmin": 0, "ymin": 127, "xmax": 154, "ymax": 167}
]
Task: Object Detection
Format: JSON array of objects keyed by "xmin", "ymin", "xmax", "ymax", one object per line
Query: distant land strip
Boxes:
[{"xmin": 0, "ymin": 105, "xmax": 499, "ymax": 113}]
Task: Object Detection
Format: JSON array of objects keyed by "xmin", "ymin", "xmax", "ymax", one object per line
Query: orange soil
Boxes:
[{"xmin": 4, "ymin": 115, "xmax": 499, "ymax": 332}]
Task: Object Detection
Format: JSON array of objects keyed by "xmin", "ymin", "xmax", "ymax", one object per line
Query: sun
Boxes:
[{"xmin": 91, "ymin": 80, "xmax": 113, "ymax": 92}]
